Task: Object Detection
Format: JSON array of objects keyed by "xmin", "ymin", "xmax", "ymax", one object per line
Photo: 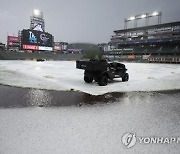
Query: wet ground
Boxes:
[
  {"xmin": 0, "ymin": 84, "xmax": 180, "ymax": 154},
  {"xmin": 0, "ymin": 84, "xmax": 180, "ymax": 108},
  {"xmin": 0, "ymin": 84, "xmax": 125, "ymax": 108}
]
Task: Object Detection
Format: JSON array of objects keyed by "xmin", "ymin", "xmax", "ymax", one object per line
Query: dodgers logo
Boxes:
[{"xmin": 29, "ymin": 31, "xmax": 37, "ymax": 43}]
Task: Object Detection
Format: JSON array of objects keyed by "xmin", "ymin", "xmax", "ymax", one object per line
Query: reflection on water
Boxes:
[
  {"xmin": 0, "ymin": 85, "xmax": 128, "ymax": 108},
  {"xmin": 0, "ymin": 85, "xmax": 180, "ymax": 108},
  {"xmin": 27, "ymin": 89, "xmax": 52, "ymax": 107}
]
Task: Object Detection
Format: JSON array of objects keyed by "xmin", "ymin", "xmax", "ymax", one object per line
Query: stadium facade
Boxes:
[
  {"xmin": 104, "ymin": 13, "xmax": 180, "ymax": 63},
  {"xmin": 0, "ymin": 42, "xmax": 5, "ymax": 50}
]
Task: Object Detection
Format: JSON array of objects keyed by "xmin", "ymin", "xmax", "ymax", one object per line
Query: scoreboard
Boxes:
[{"xmin": 21, "ymin": 29, "xmax": 53, "ymax": 51}]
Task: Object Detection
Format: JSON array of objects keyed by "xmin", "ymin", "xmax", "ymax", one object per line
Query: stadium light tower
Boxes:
[
  {"xmin": 33, "ymin": 9, "xmax": 40, "ymax": 16},
  {"xmin": 150, "ymin": 11, "xmax": 162, "ymax": 25},
  {"xmin": 145, "ymin": 12, "xmax": 162, "ymax": 26},
  {"xmin": 124, "ymin": 12, "xmax": 162, "ymax": 29},
  {"xmin": 152, "ymin": 11, "xmax": 159, "ymax": 16},
  {"xmin": 141, "ymin": 14, "xmax": 147, "ymax": 19},
  {"xmin": 129, "ymin": 16, "xmax": 135, "ymax": 20},
  {"xmin": 124, "ymin": 16, "xmax": 136, "ymax": 29},
  {"xmin": 33, "ymin": 9, "xmax": 43, "ymax": 19},
  {"xmin": 30, "ymin": 9, "xmax": 45, "ymax": 31}
]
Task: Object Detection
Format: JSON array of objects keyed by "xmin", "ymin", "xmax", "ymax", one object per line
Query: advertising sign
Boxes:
[
  {"xmin": 67, "ymin": 49, "xmax": 83, "ymax": 53},
  {"xmin": 39, "ymin": 46, "xmax": 53, "ymax": 51},
  {"xmin": 8, "ymin": 36, "xmax": 19, "ymax": 42},
  {"xmin": 9, "ymin": 42, "xmax": 20, "ymax": 46},
  {"xmin": 22, "ymin": 44, "xmax": 53, "ymax": 51},
  {"xmin": 128, "ymin": 55, "xmax": 136, "ymax": 59},
  {"xmin": 23, "ymin": 44, "xmax": 39, "ymax": 50},
  {"xmin": 54, "ymin": 46, "xmax": 61, "ymax": 51},
  {"xmin": 8, "ymin": 36, "xmax": 20, "ymax": 47}
]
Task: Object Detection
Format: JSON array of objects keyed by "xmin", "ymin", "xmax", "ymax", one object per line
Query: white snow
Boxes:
[
  {"xmin": 0, "ymin": 60, "xmax": 180, "ymax": 95},
  {"xmin": 0, "ymin": 92, "xmax": 180, "ymax": 154},
  {"xmin": 0, "ymin": 60, "xmax": 180, "ymax": 154}
]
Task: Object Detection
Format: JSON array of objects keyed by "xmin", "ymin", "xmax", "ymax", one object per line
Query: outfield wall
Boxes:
[{"xmin": 0, "ymin": 50, "xmax": 83, "ymax": 61}]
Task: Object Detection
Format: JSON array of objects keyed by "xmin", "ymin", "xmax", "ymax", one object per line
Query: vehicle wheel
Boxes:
[
  {"xmin": 122, "ymin": 73, "xmax": 129, "ymax": 82},
  {"xmin": 84, "ymin": 75, "xmax": 93, "ymax": 83},
  {"xmin": 98, "ymin": 75, "xmax": 108, "ymax": 86}
]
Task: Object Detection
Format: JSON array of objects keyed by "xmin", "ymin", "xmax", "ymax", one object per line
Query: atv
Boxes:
[{"xmin": 76, "ymin": 59, "xmax": 129, "ymax": 86}]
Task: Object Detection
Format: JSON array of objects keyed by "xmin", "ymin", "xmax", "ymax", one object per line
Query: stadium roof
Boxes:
[{"xmin": 114, "ymin": 21, "xmax": 180, "ymax": 34}]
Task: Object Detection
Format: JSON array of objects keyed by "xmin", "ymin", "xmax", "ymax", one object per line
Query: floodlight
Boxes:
[
  {"xmin": 129, "ymin": 16, "xmax": 135, "ymax": 20},
  {"xmin": 152, "ymin": 12, "xmax": 158, "ymax": 16},
  {"xmin": 33, "ymin": 9, "xmax": 40, "ymax": 16},
  {"xmin": 141, "ymin": 14, "xmax": 146, "ymax": 18}
]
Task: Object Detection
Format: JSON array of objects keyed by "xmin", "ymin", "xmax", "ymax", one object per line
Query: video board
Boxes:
[
  {"xmin": 30, "ymin": 17, "xmax": 45, "ymax": 32},
  {"xmin": 21, "ymin": 29, "xmax": 53, "ymax": 51}
]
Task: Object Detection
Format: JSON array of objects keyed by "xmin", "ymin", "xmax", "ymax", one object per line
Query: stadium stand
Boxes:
[
  {"xmin": 0, "ymin": 42, "xmax": 5, "ymax": 50},
  {"xmin": 67, "ymin": 43, "xmax": 99, "ymax": 52},
  {"xmin": 104, "ymin": 20, "xmax": 180, "ymax": 63}
]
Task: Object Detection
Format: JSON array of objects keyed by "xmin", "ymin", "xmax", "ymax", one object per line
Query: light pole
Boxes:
[{"xmin": 124, "ymin": 12, "xmax": 162, "ymax": 29}]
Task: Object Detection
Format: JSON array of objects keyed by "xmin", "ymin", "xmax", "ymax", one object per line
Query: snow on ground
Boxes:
[
  {"xmin": 0, "ymin": 60, "xmax": 180, "ymax": 154},
  {"xmin": 0, "ymin": 60, "xmax": 180, "ymax": 95},
  {"xmin": 0, "ymin": 92, "xmax": 180, "ymax": 154}
]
